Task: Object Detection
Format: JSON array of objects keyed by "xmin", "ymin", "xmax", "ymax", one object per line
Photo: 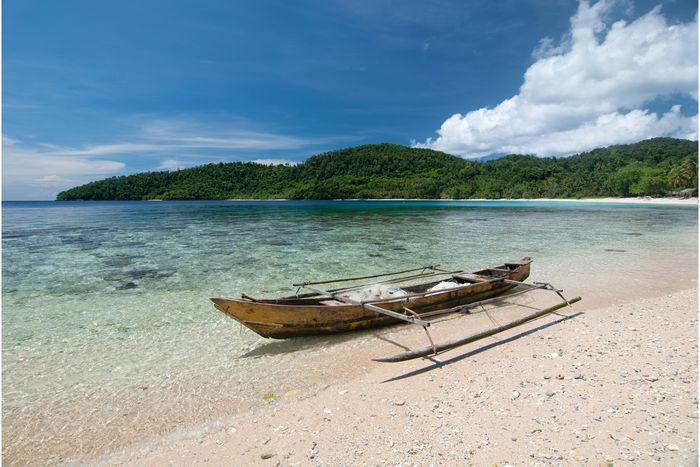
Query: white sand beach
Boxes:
[
  {"xmin": 220, "ymin": 197, "xmax": 699, "ymax": 205},
  {"xmin": 361, "ymin": 197, "xmax": 699, "ymax": 206},
  {"xmin": 124, "ymin": 288, "xmax": 698, "ymax": 466},
  {"xmin": 489, "ymin": 197, "xmax": 699, "ymax": 206}
]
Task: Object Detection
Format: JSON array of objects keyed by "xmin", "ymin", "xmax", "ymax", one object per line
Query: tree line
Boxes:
[{"xmin": 56, "ymin": 137, "xmax": 698, "ymax": 200}]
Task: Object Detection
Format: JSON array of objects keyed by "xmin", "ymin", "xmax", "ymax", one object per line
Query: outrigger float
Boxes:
[{"xmin": 211, "ymin": 257, "xmax": 581, "ymax": 362}]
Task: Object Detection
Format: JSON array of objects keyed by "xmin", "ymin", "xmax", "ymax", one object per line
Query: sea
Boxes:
[{"xmin": 2, "ymin": 200, "xmax": 698, "ymax": 464}]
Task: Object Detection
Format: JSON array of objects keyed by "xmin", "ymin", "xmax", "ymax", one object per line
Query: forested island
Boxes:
[{"xmin": 57, "ymin": 137, "xmax": 698, "ymax": 200}]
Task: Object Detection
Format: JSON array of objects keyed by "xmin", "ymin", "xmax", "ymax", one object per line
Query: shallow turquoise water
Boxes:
[
  {"xmin": 3, "ymin": 199, "xmax": 698, "ymax": 369},
  {"xmin": 2, "ymin": 200, "xmax": 698, "ymax": 462}
]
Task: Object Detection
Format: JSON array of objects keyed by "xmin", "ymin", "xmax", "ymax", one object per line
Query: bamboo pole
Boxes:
[
  {"xmin": 290, "ymin": 269, "xmax": 464, "ymax": 298},
  {"xmin": 322, "ymin": 269, "xmax": 464, "ymax": 295},
  {"xmin": 372, "ymin": 296, "xmax": 581, "ymax": 362},
  {"xmin": 405, "ymin": 306, "xmax": 437, "ymax": 354},
  {"xmin": 415, "ymin": 284, "xmax": 548, "ymax": 319},
  {"xmin": 293, "ymin": 265, "xmax": 440, "ymax": 287},
  {"xmin": 503, "ymin": 279, "xmax": 546, "ymax": 288},
  {"xmin": 363, "ymin": 303, "xmax": 430, "ymax": 327},
  {"xmin": 289, "ymin": 269, "xmax": 460, "ymax": 299}
]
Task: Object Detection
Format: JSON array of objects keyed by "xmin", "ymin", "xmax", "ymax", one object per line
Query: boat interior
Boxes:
[{"xmin": 243, "ymin": 259, "xmax": 531, "ymax": 306}]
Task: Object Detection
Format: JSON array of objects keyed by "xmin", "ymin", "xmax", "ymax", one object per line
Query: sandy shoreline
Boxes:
[
  {"xmin": 359, "ymin": 197, "xmax": 699, "ymax": 205},
  {"xmin": 49, "ymin": 197, "xmax": 699, "ymax": 205},
  {"xmin": 219, "ymin": 197, "xmax": 698, "ymax": 205},
  {"xmin": 465, "ymin": 197, "xmax": 698, "ymax": 205},
  {"xmin": 100, "ymin": 284, "xmax": 699, "ymax": 466}
]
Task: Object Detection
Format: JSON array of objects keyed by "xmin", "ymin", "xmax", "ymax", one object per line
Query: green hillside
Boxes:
[{"xmin": 56, "ymin": 138, "xmax": 698, "ymax": 200}]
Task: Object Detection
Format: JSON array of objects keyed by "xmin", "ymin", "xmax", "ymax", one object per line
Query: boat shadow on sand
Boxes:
[
  {"xmin": 381, "ymin": 310, "xmax": 584, "ymax": 383},
  {"xmin": 238, "ymin": 323, "xmax": 411, "ymax": 358}
]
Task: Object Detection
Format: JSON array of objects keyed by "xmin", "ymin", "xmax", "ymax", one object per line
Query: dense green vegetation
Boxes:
[{"xmin": 57, "ymin": 138, "xmax": 698, "ymax": 200}]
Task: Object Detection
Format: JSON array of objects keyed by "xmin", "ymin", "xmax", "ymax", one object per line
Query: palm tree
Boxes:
[{"xmin": 668, "ymin": 157, "xmax": 698, "ymax": 188}]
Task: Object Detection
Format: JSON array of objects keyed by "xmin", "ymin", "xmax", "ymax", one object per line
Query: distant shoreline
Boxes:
[
  {"xmin": 190, "ymin": 196, "xmax": 699, "ymax": 206},
  {"xmin": 36, "ymin": 196, "xmax": 700, "ymax": 206},
  {"xmin": 3, "ymin": 196, "xmax": 700, "ymax": 206}
]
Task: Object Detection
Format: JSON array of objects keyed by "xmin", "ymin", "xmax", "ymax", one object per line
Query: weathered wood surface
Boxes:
[
  {"xmin": 372, "ymin": 296, "xmax": 582, "ymax": 362},
  {"xmin": 453, "ymin": 273, "xmax": 492, "ymax": 282},
  {"xmin": 211, "ymin": 258, "xmax": 532, "ymax": 339}
]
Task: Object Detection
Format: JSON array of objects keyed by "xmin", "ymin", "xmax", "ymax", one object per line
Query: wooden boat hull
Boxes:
[{"xmin": 211, "ymin": 259, "xmax": 531, "ymax": 339}]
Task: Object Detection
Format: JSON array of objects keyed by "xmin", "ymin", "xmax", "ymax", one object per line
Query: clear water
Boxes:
[{"xmin": 2, "ymin": 200, "xmax": 698, "ymax": 464}]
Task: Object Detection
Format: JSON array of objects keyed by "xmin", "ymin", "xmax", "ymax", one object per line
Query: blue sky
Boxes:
[{"xmin": 3, "ymin": 0, "xmax": 698, "ymax": 199}]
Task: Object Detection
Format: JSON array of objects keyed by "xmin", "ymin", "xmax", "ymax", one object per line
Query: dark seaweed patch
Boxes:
[
  {"xmin": 2, "ymin": 228, "xmax": 59, "ymax": 238},
  {"xmin": 103, "ymin": 256, "xmax": 133, "ymax": 267},
  {"xmin": 2, "ymin": 232, "xmax": 26, "ymax": 239},
  {"xmin": 58, "ymin": 235, "xmax": 102, "ymax": 250},
  {"xmin": 267, "ymin": 239, "xmax": 293, "ymax": 246},
  {"xmin": 104, "ymin": 268, "xmax": 176, "ymax": 282},
  {"xmin": 207, "ymin": 230, "xmax": 231, "ymax": 237}
]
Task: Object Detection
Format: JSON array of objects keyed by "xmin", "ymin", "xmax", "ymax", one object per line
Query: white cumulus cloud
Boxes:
[{"xmin": 416, "ymin": 0, "xmax": 698, "ymax": 157}]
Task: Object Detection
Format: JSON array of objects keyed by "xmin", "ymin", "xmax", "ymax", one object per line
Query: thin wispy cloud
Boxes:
[
  {"xmin": 137, "ymin": 116, "xmax": 340, "ymax": 151},
  {"xmin": 416, "ymin": 0, "xmax": 698, "ymax": 157},
  {"xmin": 3, "ymin": 137, "xmax": 126, "ymax": 200},
  {"xmin": 2, "ymin": 116, "xmax": 349, "ymax": 199},
  {"xmin": 11, "ymin": 117, "xmax": 340, "ymax": 158}
]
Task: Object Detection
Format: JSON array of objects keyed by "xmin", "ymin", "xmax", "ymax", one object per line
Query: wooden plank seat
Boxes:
[
  {"xmin": 486, "ymin": 268, "xmax": 512, "ymax": 274},
  {"xmin": 452, "ymin": 273, "xmax": 494, "ymax": 283}
]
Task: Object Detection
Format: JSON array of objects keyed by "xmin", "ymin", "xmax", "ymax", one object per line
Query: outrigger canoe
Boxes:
[{"xmin": 211, "ymin": 257, "xmax": 533, "ymax": 339}]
